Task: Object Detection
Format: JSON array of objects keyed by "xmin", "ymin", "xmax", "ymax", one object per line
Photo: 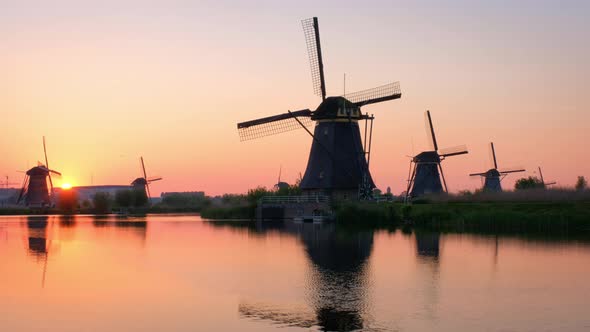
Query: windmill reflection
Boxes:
[
  {"xmin": 414, "ymin": 229, "xmax": 441, "ymax": 322},
  {"xmin": 239, "ymin": 221, "xmax": 373, "ymax": 331},
  {"xmin": 26, "ymin": 216, "xmax": 51, "ymax": 287}
]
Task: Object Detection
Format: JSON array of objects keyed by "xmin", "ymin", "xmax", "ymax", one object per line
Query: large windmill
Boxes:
[
  {"xmin": 406, "ymin": 111, "xmax": 468, "ymax": 198},
  {"xmin": 17, "ymin": 137, "xmax": 62, "ymax": 207},
  {"xmin": 131, "ymin": 157, "xmax": 162, "ymax": 203},
  {"xmin": 237, "ymin": 17, "xmax": 401, "ymax": 200},
  {"xmin": 469, "ymin": 142, "xmax": 525, "ymax": 192}
]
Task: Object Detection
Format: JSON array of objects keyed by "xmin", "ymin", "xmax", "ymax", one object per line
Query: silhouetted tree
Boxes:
[
  {"xmin": 247, "ymin": 186, "xmax": 272, "ymax": 205},
  {"xmin": 515, "ymin": 176, "xmax": 544, "ymax": 190},
  {"xmin": 93, "ymin": 192, "xmax": 113, "ymax": 214},
  {"xmin": 115, "ymin": 189, "xmax": 135, "ymax": 208},
  {"xmin": 576, "ymin": 176, "xmax": 588, "ymax": 191},
  {"xmin": 57, "ymin": 189, "xmax": 78, "ymax": 214}
]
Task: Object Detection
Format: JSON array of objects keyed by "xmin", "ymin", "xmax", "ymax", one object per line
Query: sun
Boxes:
[{"xmin": 61, "ymin": 183, "xmax": 72, "ymax": 190}]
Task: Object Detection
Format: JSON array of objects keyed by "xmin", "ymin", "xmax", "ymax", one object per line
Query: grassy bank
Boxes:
[{"xmin": 335, "ymin": 201, "xmax": 590, "ymax": 234}]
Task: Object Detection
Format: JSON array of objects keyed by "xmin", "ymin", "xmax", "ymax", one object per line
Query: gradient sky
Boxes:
[{"xmin": 1, "ymin": 0, "xmax": 589, "ymax": 195}]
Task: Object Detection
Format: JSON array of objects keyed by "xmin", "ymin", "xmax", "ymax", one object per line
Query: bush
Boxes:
[
  {"xmin": 93, "ymin": 192, "xmax": 113, "ymax": 214},
  {"xmin": 515, "ymin": 176, "xmax": 545, "ymax": 190},
  {"xmin": 57, "ymin": 190, "xmax": 78, "ymax": 214},
  {"xmin": 115, "ymin": 189, "xmax": 135, "ymax": 208},
  {"xmin": 576, "ymin": 176, "xmax": 587, "ymax": 191}
]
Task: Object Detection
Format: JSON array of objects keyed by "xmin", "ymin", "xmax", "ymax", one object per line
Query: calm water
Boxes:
[{"xmin": 0, "ymin": 215, "xmax": 589, "ymax": 331}]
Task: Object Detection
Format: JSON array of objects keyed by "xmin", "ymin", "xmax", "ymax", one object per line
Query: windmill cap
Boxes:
[
  {"xmin": 414, "ymin": 151, "xmax": 440, "ymax": 162},
  {"xmin": 312, "ymin": 96, "xmax": 360, "ymax": 120},
  {"xmin": 26, "ymin": 166, "xmax": 50, "ymax": 176},
  {"xmin": 131, "ymin": 178, "xmax": 147, "ymax": 186}
]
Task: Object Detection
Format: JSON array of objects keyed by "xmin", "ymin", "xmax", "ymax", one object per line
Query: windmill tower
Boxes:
[
  {"xmin": 17, "ymin": 137, "xmax": 62, "ymax": 207},
  {"xmin": 406, "ymin": 111, "xmax": 468, "ymax": 198},
  {"xmin": 131, "ymin": 157, "xmax": 162, "ymax": 203},
  {"xmin": 469, "ymin": 142, "xmax": 525, "ymax": 192},
  {"xmin": 237, "ymin": 17, "xmax": 401, "ymax": 200}
]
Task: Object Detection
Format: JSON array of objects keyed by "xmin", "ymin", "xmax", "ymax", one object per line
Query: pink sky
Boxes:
[{"xmin": 1, "ymin": 1, "xmax": 588, "ymax": 195}]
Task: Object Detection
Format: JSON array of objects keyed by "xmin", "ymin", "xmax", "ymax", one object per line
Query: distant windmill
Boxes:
[
  {"xmin": 17, "ymin": 137, "xmax": 62, "ymax": 207},
  {"xmin": 237, "ymin": 17, "xmax": 401, "ymax": 200},
  {"xmin": 537, "ymin": 166, "xmax": 556, "ymax": 188},
  {"xmin": 131, "ymin": 157, "xmax": 162, "ymax": 203},
  {"xmin": 406, "ymin": 111, "xmax": 468, "ymax": 198},
  {"xmin": 274, "ymin": 165, "xmax": 289, "ymax": 191},
  {"xmin": 469, "ymin": 142, "xmax": 525, "ymax": 192}
]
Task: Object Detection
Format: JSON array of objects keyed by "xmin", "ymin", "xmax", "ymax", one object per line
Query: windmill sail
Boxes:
[
  {"xmin": 345, "ymin": 82, "xmax": 401, "ymax": 107},
  {"xmin": 302, "ymin": 17, "xmax": 326, "ymax": 100},
  {"xmin": 439, "ymin": 145, "xmax": 468, "ymax": 157},
  {"xmin": 424, "ymin": 110, "xmax": 438, "ymax": 151},
  {"xmin": 499, "ymin": 167, "xmax": 526, "ymax": 174},
  {"xmin": 489, "ymin": 142, "xmax": 498, "ymax": 169},
  {"xmin": 237, "ymin": 109, "xmax": 313, "ymax": 141}
]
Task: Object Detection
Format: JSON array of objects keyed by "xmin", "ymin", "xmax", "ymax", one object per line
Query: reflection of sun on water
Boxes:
[{"xmin": 61, "ymin": 183, "xmax": 72, "ymax": 190}]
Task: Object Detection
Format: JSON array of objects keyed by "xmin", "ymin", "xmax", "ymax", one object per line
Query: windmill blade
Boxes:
[
  {"xmin": 17, "ymin": 175, "xmax": 29, "ymax": 204},
  {"xmin": 424, "ymin": 110, "xmax": 438, "ymax": 151},
  {"xmin": 346, "ymin": 82, "xmax": 402, "ymax": 107},
  {"xmin": 147, "ymin": 177, "xmax": 162, "ymax": 183},
  {"xmin": 301, "ymin": 17, "xmax": 326, "ymax": 100},
  {"xmin": 499, "ymin": 167, "xmax": 526, "ymax": 174},
  {"xmin": 237, "ymin": 109, "xmax": 313, "ymax": 141},
  {"xmin": 43, "ymin": 136, "xmax": 54, "ymax": 194},
  {"xmin": 538, "ymin": 166, "xmax": 545, "ymax": 184},
  {"xmin": 489, "ymin": 142, "xmax": 498, "ymax": 169},
  {"xmin": 140, "ymin": 157, "xmax": 148, "ymax": 180},
  {"xmin": 48, "ymin": 169, "xmax": 62, "ymax": 177},
  {"xmin": 545, "ymin": 181, "xmax": 557, "ymax": 186},
  {"xmin": 439, "ymin": 145, "xmax": 468, "ymax": 158},
  {"xmin": 140, "ymin": 157, "xmax": 153, "ymax": 204},
  {"xmin": 469, "ymin": 172, "xmax": 487, "ymax": 177}
]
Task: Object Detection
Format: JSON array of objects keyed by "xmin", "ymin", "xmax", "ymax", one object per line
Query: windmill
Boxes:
[
  {"xmin": 469, "ymin": 142, "xmax": 525, "ymax": 192},
  {"xmin": 274, "ymin": 165, "xmax": 289, "ymax": 191},
  {"xmin": 537, "ymin": 166, "xmax": 556, "ymax": 188},
  {"xmin": 237, "ymin": 17, "xmax": 401, "ymax": 200},
  {"xmin": 131, "ymin": 157, "xmax": 162, "ymax": 203},
  {"xmin": 405, "ymin": 111, "xmax": 468, "ymax": 198},
  {"xmin": 17, "ymin": 137, "xmax": 62, "ymax": 207}
]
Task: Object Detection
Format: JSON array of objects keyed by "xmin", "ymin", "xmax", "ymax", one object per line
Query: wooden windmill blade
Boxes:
[
  {"xmin": 346, "ymin": 82, "xmax": 402, "ymax": 107},
  {"xmin": 424, "ymin": 110, "xmax": 438, "ymax": 151},
  {"xmin": 16, "ymin": 174, "xmax": 30, "ymax": 204},
  {"xmin": 499, "ymin": 167, "xmax": 526, "ymax": 174},
  {"xmin": 469, "ymin": 172, "xmax": 487, "ymax": 177},
  {"xmin": 140, "ymin": 157, "xmax": 152, "ymax": 201},
  {"xmin": 43, "ymin": 136, "xmax": 54, "ymax": 194},
  {"xmin": 237, "ymin": 109, "xmax": 313, "ymax": 141},
  {"xmin": 489, "ymin": 142, "xmax": 498, "ymax": 169},
  {"xmin": 302, "ymin": 17, "xmax": 326, "ymax": 100},
  {"xmin": 439, "ymin": 145, "xmax": 468, "ymax": 158}
]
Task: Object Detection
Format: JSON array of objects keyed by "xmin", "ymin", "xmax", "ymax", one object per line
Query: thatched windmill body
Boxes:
[
  {"xmin": 406, "ymin": 111, "xmax": 468, "ymax": 198},
  {"xmin": 237, "ymin": 17, "xmax": 401, "ymax": 200},
  {"xmin": 17, "ymin": 137, "xmax": 62, "ymax": 207},
  {"xmin": 469, "ymin": 142, "xmax": 525, "ymax": 192}
]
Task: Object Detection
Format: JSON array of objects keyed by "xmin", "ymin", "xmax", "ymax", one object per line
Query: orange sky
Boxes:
[{"xmin": 1, "ymin": 1, "xmax": 588, "ymax": 195}]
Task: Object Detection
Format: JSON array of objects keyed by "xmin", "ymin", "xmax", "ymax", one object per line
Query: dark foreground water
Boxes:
[{"xmin": 0, "ymin": 214, "xmax": 589, "ymax": 331}]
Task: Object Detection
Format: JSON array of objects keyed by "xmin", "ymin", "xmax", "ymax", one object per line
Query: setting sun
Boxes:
[{"xmin": 61, "ymin": 183, "xmax": 72, "ymax": 190}]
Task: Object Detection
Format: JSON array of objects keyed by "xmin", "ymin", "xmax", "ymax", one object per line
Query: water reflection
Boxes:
[
  {"xmin": 25, "ymin": 216, "xmax": 51, "ymax": 287},
  {"xmin": 238, "ymin": 221, "xmax": 373, "ymax": 331}
]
